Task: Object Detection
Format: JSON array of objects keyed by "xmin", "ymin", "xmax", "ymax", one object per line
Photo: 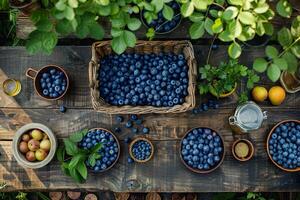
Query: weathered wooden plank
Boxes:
[
  {"xmin": 1, "ymin": 139, "xmax": 300, "ymax": 192},
  {"xmin": 0, "ymin": 46, "xmax": 299, "ymax": 110},
  {"xmin": 0, "ymin": 107, "xmax": 299, "ymax": 141}
]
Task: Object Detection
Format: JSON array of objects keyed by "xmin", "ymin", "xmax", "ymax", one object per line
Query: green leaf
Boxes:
[
  {"xmin": 254, "ymin": 3, "xmax": 269, "ymax": 13},
  {"xmin": 181, "ymin": 2, "xmax": 194, "ymax": 17},
  {"xmin": 222, "ymin": 6, "xmax": 238, "ymax": 21},
  {"xmin": 273, "ymin": 58, "xmax": 288, "ymax": 70},
  {"xmin": 263, "ymin": 22, "xmax": 274, "ymax": 36},
  {"xmin": 112, "ymin": 35, "xmax": 127, "ymax": 54},
  {"xmin": 68, "ymin": 0, "xmax": 78, "ymax": 8},
  {"xmin": 228, "ymin": 20, "xmax": 242, "ymax": 37},
  {"xmin": 69, "ymin": 167, "xmax": 84, "ymax": 183},
  {"xmin": 69, "ymin": 154, "xmax": 85, "ymax": 170},
  {"xmin": 30, "ymin": 10, "xmax": 48, "ymax": 23},
  {"xmin": 228, "ymin": 42, "xmax": 241, "ymax": 59},
  {"xmin": 227, "ymin": 0, "xmax": 243, "ymax": 6},
  {"xmin": 277, "ymin": 27, "xmax": 293, "ymax": 48},
  {"xmin": 238, "ymin": 11, "xmax": 255, "ymax": 25},
  {"xmin": 267, "ymin": 64, "xmax": 281, "ymax": 82},
  {"xmin": 204, "ymin": 17, "xmax": 213, "ymax": 35},
  {"xmin": 98, "ymin": 5, "xmax": 111, "ymax": 16},
  {"xmin": 146, "ymin": 28, "xmax": 155, "ymax": 40},
  {"xmin": 276, "ymin": 0, "xmax": 292, "ymax": 18},
  {"xmin": 42, "ymin": 32, "xmax": 57, "ymax": 53},
  {"xmin": 127, "ymin": 18, "xmax": 141, "ymax": 31},
  {"xmin": 265, "ymin": 46, "xmax": 278, "ymax": 59},
  {"xmin": 98, "ymin": 0, "xmax": 109, "ymax": 6},
  {"xmin": 35, "ymin": 19, "xmax": 53, "ymax": 32},
  {"xmin": 189, "ymin": 12, "xmax": 204, "ymax": 22},
  {"xmin": 253, "ymin": 58, "xmax": 268, "ymax": 73},
  {"xmin": 90, "ymin": 143, "xmax": 103, "ymax": 153},
  {"xmin": 56, "ymin": 19, "xmax": 74, "ymax": 35},
  {"xmin": 212, "ymin": 18, "xmax": 223, "ymax": 33},
  {"xmin": 111, "ymin": 28, "xmax": 123, "ymax": 37},
  {"xmin": 151, "ymin": 0, "xmax": 163, "ymax": 12},
  {"xmin": 111, "ymin": 18, "xmax": 125, "ymax": 28},
  {"xmin": 56, "ymin": 146, "xmax": 65, "ymax": 162},
  {"xmin": 218, "ymin": 30, "xmax": 234, "ymax": 42},
  {"xmin": 237, "ymin": 26, "xmax": 255, "ymax": 41},
  {"xmin": 69, "ymin": 129, "xmax": 88, "ymax": 143},
  {"xmin": 123, "ymin": 30, "xmax": 136, "ymax": 48},
  {"xmin": 209, "ymin": 9, "xmax": 219, "ymax": 18},
  {"xmin": 162, "ymin": 4, "xmax": 174, "ymax": 21},
  {"xmin": 291, "ymin": 44, "xmax": 300, "ymax": 59},
  {"xmin": 63, "ymin": 138, "xmax": 78, "ymax": 156},
  {"xmin": 291, "ymin": 16, "xmax": 300, "ymax": 38},
  {"xmin": 89, "ymin": 21, "xmax": 104, "ymax": 40},
  {"xmin": 76, "ymin": 23, "xmax": 89, "ymax": 38},
  {"xmin": 65, "ymin": 6, "xmax": 75, "ymax": 20},
  {"xmin": 282, "ymin": 51, "xmax": 298, "ymax": 73},
  {"xmin": 76, "ymin": 161, "xmax": 87, "ymax": 179},
  {"xmin": 55, "ymin": 1, "xmax": 66, "ymax": 11},
  {"xmin": 88, "ymin": 153, "xmax": 97, "ymax": 167},
  {"xmin": 192, "ymin": 0, "xmax": 208, "ymax": 10},
  {"xmin": 189, "ymin": 21, "xmax": 205, "ymax": 39}
]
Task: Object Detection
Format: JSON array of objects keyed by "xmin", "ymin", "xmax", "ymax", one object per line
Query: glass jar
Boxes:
[{"xmin": 229, "ymin": 101, "xmax": 267, "ymax": 134}]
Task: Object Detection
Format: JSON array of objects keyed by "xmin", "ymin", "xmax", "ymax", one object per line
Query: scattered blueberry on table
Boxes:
[
  {"xmin": 59, "ymin": 105, "xmax": 67, "ymax": 113},
  {"xmin": 181, "ymin": 128, "xmax": 224, "ymax": 171},
  {"xmin": 125, "ymin": 137, "xmax": 131, "ymax": 143},
  {"xmin": 99, "ymin": 53, "xmax": 189, "ymax": 107},
  {"xmin": 116, "ymin": 116, "xmax": 124, "ymax": 123},
  {"xmin": 192, "ymin": 100, "xmax": 219, "ymax": 114},
  {"xmin": 127, "ymin": 157, "xmax": 134, "ymax": 164},
  {"xmin": 79, "ymin": 129, "xmax": 119, "ymax": 172},
  {"xmin": 131, "ymin": 140, "xmax": 152, "ymax": 161},
  {"xmin": 142, "ymin": 127, "xmax": 149, "ymax": 134},
  {"xmin": 40, "ymin": 68, "xmax": 67, "ymax": 98},
  {"xmin": 143, "ymin": 1, "xmax": 181, "ymax": 33},
  {"xmin": 268, "ymin": 121, "xmax": 300, "ymax": 170}
]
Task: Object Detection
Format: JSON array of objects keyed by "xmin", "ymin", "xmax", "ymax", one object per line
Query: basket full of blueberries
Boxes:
[
  {"xmin": 89, "ymin": 41, "xmax": 197, "ymax": 114},
  {"xmin": 267, "ymin": 120, "xmax": 300, "ymax": 172},
  {"xmin": 180, "ymin": 127, "xmax": 225, "ymax": 173},
  {"xmin": 78, "ymin": 128, "xmax": 120, "ymax": 172}
]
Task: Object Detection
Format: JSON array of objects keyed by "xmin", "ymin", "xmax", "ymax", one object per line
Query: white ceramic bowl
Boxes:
[{"xmin": 12, "ymin": 123, "xmax": 57, "ymax": 169}]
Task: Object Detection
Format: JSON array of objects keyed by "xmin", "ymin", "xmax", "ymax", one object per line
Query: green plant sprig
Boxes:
[
  {"xmin": 253, "ymin": 16, "xmax": 300, "ymax": 82},
  {"xmin": 57, "ymin": 129, "xmax": 103, "ymax": 183},
  {"xmin": 198, "ymin": 59, "xmax": 259, "ymax": 100}
]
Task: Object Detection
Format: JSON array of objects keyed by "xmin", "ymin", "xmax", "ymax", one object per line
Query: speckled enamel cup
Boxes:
[{"xmin": 12, "ymin": 123, "xmax": 57, "ymax": 169}]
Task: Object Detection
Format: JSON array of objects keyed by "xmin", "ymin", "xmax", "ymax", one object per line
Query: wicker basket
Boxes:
[{"xmin": 89, "ymin": 40, "xmax": 197, "ymax": 114}]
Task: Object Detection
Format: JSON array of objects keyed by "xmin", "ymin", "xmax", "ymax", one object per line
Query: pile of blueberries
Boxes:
[
  {"xmin": 268, "ymin": 121, "xmax": 300, "ymax": 169},
  {"xmin": 192, "ymin": 100, "xmax": 219, "ymax": 114},
  {"xmin": 39, "ymin": 68, "xmax": 67, "ymax": 98},
  {"xmin": 78, "ymin": 129, "xmax": 119, "ymax": 172},
  {"xmin": 131, "ymin": 140, "xmax": 152, "ymax": 161},
  {"xmin": 98, "ymin": 53, "xmax": 189, "ymax": 107},
  {"xmin": 143, "ymin": 1, "xmax": 181, "ymax": 33},
  {"xmin": 181, "ymin": 128, "xmax": 224, "ymax": 171}
]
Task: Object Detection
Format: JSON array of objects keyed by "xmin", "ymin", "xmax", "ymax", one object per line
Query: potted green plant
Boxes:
[
  {"xmin": 198, "ymin": 59, "xmax": 259, "ymax": 98},
  {"xmin": 9, "ymin": 0, "xmax": 39, "ymax": 15}
]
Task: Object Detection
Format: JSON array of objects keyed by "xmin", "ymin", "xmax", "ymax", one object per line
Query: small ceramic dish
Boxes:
[
  {"xmin": 129, "ymin": 137, "xmax": 154, "ymax": 163},
  {"xmin": 12, "ymin": 123, "xmax": 57, "ymax": 169},
  {"xmin": 26, "ymin": 65, "xmax": 69, "ymax": 101},
  {"xmin": 232, "ymin": 139, "xmax": 254, "ymax": 162}
]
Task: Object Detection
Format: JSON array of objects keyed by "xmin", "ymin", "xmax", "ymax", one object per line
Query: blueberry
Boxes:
[
  {"xmin": 116, "ymin": 116, "xmax": 124, "ymax": 123},
  {"xmin": 130, "ymin": 114, "xmax": 138, "ymax": 121},
  {"xmin": 124, "ymin": 137, "xmax": 131, "ymax": 143},
  {"xmin": 142, "ymin": 127, "xmax": 149, "ymax": 134},
  {"xmin": 114, "ymin": 127, "xmax": 121, "ymax": 133},
  {"xmin": 42, "ymin": 89, "xmax": 49, "ymax": 96},
  {"xmin": 131, "ymin": 127, "xmax": 138, "ymax": 134},
  {"xmin": 127, "ymin": 157, "xmax": 134, "ymax": 163},
  {"xmin": 125, "ymin": 121, "xmax": 133, "ymax": 128},
  {"xmin": 59, "ymin": 105, "xmax": 67, "ymax": 113}
]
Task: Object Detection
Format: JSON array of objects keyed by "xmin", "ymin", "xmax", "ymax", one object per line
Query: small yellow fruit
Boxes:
[
  {"xmin": 35, "ymin": 149, "xmax": 48, "ymax": 161},
  {"xmin": 234, "ymin": 142, "xmax": 249, "ymax": 158},
  {"xmin": 31, "ymin": 129, "xmax": 43, "ymax": 140},
  {"xmin": 40, "ymin": 139, "xmax": 51, "ymax": 151},
  {"xmin": 268, "ymin": 86, "xmax": 286, "ymax": 106},
  {"xmin": 252, "ymin": 86, "xmax": 268, "ymax": 102}
]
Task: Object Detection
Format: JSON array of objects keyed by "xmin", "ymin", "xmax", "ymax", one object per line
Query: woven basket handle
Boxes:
[{"xmin": 89, "ymin": 60, "xmax": 96, "ymax": 88}]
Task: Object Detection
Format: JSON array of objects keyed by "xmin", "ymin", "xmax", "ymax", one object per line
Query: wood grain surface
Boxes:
[{"xmin": 0, "ymin": 45, "xmax": 299, "ymax": 192}]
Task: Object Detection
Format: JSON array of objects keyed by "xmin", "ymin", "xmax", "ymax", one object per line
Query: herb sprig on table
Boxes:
[{"xmin": 56, "ymin": 129, "xmax": 103, "ymax": 183}]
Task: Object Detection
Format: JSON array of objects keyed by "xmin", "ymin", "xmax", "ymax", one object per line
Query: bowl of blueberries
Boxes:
[
  {"xmin": 78, "ymin": 128, "xmax": 120, "ymax": 172},
  {"xmin": 180, "ymin": 127, "xmax": 225, "ymax": 173},
  {"xmin": 129, "ymin": 137, "xmax": 154, "ymax": 163},
  {"xmin": 141, "ymin": 1, "xmax": 182, "ymax": 34},
  {"xmin": 267, "ymin": 120, "xmax": 300, "ymax": 172},
  {"xmin": 26, "ymin": 65, "xmax": 69, "ymax": 100}
]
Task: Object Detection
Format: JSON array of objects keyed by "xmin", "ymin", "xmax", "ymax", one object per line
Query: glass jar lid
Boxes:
[{"xmin": 231, "ymin": 101, "xmax": 267, "ymax": 131}]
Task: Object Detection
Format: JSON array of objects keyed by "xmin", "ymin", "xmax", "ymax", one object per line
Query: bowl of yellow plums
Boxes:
[{"xmin": 12, "ymin": 123, "xmax": 57, "ymax": 168}]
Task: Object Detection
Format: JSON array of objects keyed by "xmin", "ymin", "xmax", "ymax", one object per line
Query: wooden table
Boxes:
[{"xmin": 0, "ymin": 44, "xmax": 299, "ymax": 192}]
